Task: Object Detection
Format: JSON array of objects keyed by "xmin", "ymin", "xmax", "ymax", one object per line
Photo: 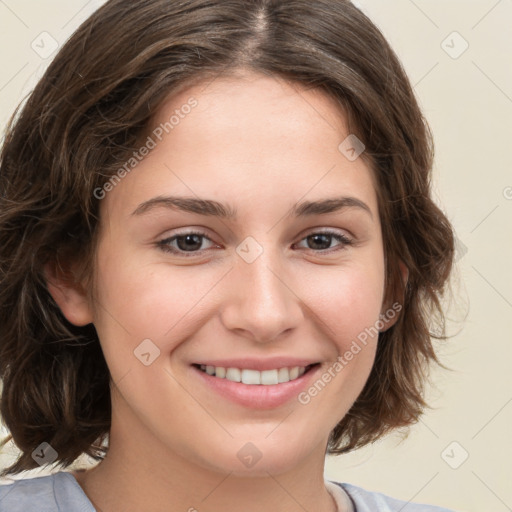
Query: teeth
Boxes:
[
  {"xmin": 242, "ymin": 369, "xmax": 261, "ymax": 385},
  {"xmin": 198, "ymin": 365, "xmax": 308, "ymax": 385},
  {"xmin": 226, "ymin": 367, "xmax": 241, "ymax": 382},
  {"xmin": 278, "ymin": 367, "xmax": 290, "ymax": 383},
  {"xmin": 261, "ymin": 369, "xmax": 279, "ymax": 385}
]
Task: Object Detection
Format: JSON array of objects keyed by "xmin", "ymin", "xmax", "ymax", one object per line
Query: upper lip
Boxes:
[{"xmin": 193, "ymin": 358, "xmax": 320, "ymax": 371}]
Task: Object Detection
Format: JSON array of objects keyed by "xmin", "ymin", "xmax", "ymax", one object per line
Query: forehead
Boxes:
[
  {"xmin": 100, "ymin": 71, "xmax": 379, "ymax": 225},
  {"xmin": 152, "ymin": 71, "xmax": 353, "ymax": 158}
]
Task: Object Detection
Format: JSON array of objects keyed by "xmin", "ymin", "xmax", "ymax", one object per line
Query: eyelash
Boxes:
[{"xmin": 156, "ymin": 229, "xmax": 353, "ymax": 257}]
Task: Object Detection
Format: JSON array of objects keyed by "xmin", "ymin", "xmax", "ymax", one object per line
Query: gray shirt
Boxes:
[{"xmin": 0, "ymin": 471, "xmax": 457, "ymax": 511}]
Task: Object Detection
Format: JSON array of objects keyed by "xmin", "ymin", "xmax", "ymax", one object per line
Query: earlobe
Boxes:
[
  {"xmin": 398, "ymin": 259, "xmax": 409, "ymax": 291},
  {"xmin": 43, "ymin": 260, "xmax": 94, "ymax": 327}
]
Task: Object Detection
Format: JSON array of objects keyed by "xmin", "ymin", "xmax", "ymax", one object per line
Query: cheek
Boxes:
[
  {"xmin": 293, "ymin": 266, "xmax": 384, "ymax": 428},
  {"xmin": 297, "ymin": 259, "xmax": 384, "ymax": 393},
  {"xmin": 90, "ymin": 248, "xmax": 223, "ymax": 375},
  {"xmin": 302, "ymin": 261, "xmax": 385, "ymax": 344}
]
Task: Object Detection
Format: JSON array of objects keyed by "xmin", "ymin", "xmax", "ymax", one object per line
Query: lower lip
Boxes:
[{"xmin": 191, "ymin": 364, "xmax": 321, "ymax": 409}]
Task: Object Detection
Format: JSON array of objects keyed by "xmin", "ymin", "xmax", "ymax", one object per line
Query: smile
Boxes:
[
  {"xmin": 191, "ymin": 359, "xmax": 322, "ymax": 408},
  {"xmin": 195, "ymin": 364, "xmax": 315, "ymax": 385}
]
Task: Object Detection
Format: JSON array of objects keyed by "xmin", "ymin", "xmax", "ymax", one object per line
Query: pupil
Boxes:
[
  {"xmin": 178, "ymin": 234, "xmax": 202, "ymax": 251},
  {"xmin": 309, "ymin": 234, "xmax": 331, "ymax": 250}
]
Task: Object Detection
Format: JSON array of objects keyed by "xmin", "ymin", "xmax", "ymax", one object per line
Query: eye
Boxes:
[
  {"xmin": 157, "ymin": 230, "xmax": 217, "ymax": 257},
  {"xmin": 294, "ymin": 230, "xmax": 353, "ymax": 252},
  {"xmin": 157, "ymin": 229, "xmax": 353, "ymax": 258}
]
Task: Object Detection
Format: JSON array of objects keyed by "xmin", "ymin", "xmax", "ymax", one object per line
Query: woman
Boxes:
[{"xmin": 0, "ymin": 1, "xmax": 455, "ymax": 510}]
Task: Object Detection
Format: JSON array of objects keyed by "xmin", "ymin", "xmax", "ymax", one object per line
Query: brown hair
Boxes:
[{"xmin": 0, "ymin": 0, "xmax": 454, "ymax": 476}]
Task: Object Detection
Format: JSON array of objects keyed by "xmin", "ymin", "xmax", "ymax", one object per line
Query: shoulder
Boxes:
[
  {"xmin": 328, "ymin": 480, "xmax": 458, "ymax": 512},
  {"xmin": 0, "ymin": 471, "xmax": 95, "ymax": 512}
]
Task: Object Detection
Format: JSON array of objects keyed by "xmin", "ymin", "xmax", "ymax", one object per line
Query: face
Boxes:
[{"xmin": 58, "ymin": 71, "xmax": 393, "ymax": 477}]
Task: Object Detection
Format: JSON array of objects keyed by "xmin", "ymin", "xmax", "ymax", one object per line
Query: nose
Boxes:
[{"xmin": 219, "ymin": 247, "xmax": 304, "ymax": 344}]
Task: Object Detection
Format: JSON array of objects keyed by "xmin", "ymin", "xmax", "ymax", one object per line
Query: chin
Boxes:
[{"xmin": 193, "ymin": 436, "xmax": 317, "ymax": 478}]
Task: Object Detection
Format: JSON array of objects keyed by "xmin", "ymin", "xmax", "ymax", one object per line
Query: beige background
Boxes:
[{"xmin": 0, "ymin": 1, "xmax": 511, "ymax": 511}]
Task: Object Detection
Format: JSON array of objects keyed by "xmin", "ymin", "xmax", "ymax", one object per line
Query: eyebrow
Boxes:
[{"xmin": 131, "ymin": 195, "xmax": 373, "ymax": 220}]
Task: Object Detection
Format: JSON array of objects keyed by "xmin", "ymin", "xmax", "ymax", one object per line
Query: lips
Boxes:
[{"xmin": 191, "ymin": 359, "xmax": 322, "ymax": 409}]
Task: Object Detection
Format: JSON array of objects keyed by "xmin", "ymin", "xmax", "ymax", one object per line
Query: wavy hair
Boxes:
[{"xmin": 0, "ymin": 0, "xmax": 454, "ymax": 476}]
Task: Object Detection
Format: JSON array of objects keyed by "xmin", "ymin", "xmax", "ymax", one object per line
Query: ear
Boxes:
[
  {"xmin": 44, "ymin": 258, "xmax": 94, "ymax": 327},
  {"xmin": 379, "ymin": 259, "xmax": 408, "ymax": 332}
]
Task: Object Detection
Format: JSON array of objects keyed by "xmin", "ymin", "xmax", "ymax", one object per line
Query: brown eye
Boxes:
[
  {"xmin": 175, "ymin": 234, "xmax": 204, "ymax": 251},
  {"xmin": 157, "ymin": 230, "xmax": 216, "ymax": 256},
  {"xmin": 306, "ymin": 234, "xmax": 333, "ymax": 250},
  {"xmin": 295, "ymin": 231, "xmax": 353, "ymax": 252}
]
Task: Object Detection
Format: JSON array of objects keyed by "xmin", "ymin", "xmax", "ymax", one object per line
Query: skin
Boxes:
[{"xmin": 47, "ymin": 70, "xmax": 401, "ymax": 512}]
